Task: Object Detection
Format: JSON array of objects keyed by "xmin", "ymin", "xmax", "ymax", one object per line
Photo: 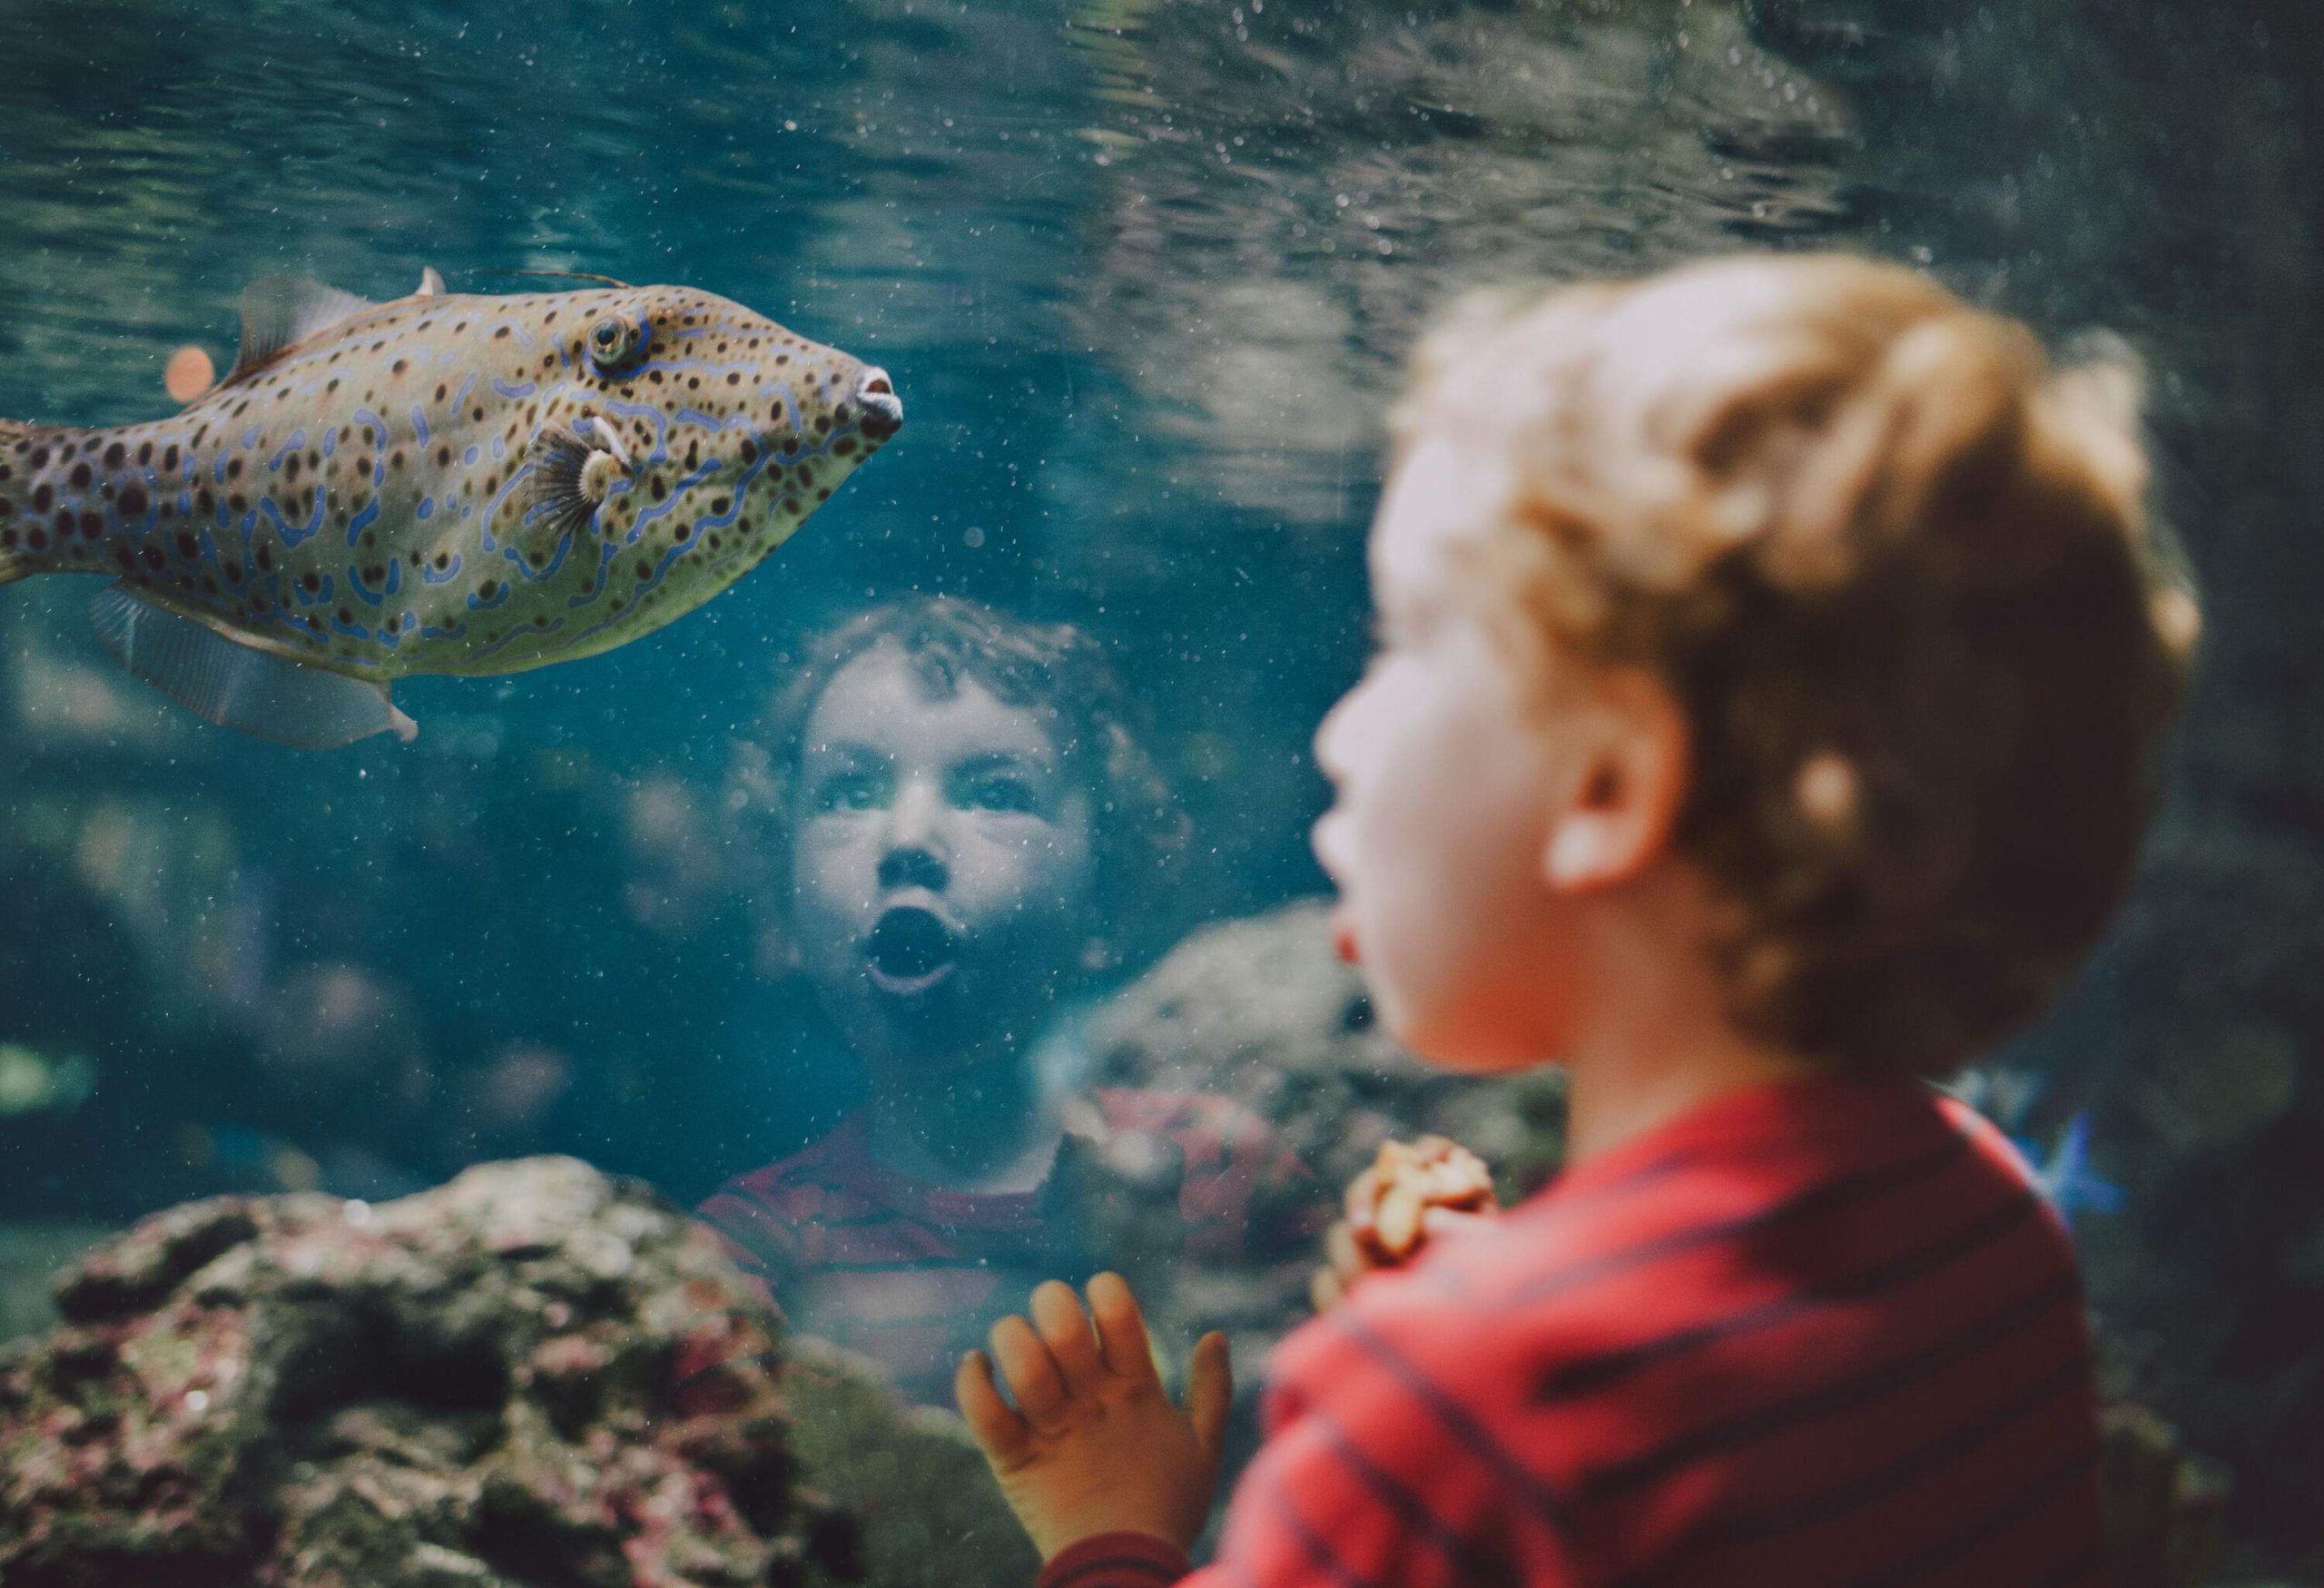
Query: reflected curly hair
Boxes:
[
  {"xmin": 727, "ymin": 595, "xmax": 1188, "ymax": 968},
  {"xmin": 1399, "ymin": 252, "xmax": 2198, "ymax": 1079}
]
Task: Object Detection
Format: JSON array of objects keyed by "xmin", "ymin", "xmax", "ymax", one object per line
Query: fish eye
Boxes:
[{"xmin": 586, "ymin": 316, "xmax": 645, "ymax": 375}]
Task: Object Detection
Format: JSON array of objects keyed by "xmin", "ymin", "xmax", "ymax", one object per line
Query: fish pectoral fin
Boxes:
[
  {"xmin": 90, "ymin": 585, "xmax": 417, "ymax": 750},
  {"xmin": 226, "ymin": 276, "xmax": 382, "ymax": 385},
  {"xmin": 416, "ymin": 266, "xmax": 446, "ymax": 297},
  {"xmin": 520, "ymin": 420, "xmax": 618, "ymax": 553}
]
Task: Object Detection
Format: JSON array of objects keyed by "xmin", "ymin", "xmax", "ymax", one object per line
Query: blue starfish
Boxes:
[{"xmin": 2010, "ymin": 1110, "xmax": 2125, "ymax": 1230}]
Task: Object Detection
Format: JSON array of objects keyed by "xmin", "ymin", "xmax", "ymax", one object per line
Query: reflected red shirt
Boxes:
[
  {"xmin": 1043, "ymin": 1075, "xmax": 2110, "ymax": 1588},
  {"xmin": 696, "ymin": 1087, "xmax": 1307, "ymax": 1405}
]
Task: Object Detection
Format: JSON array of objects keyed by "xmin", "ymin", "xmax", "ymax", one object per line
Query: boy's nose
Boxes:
[{"xmin": 879, "ymin": 844, "xmax": 949, "ymax": 893}]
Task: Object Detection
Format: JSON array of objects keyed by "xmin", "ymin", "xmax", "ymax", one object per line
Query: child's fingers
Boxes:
[
  {"xmin": 1325, "ymin": 1219, "xmax": 1368, "ymax": 1286},
  {"xmin": 990, "ymin": 1313, "xmax": 1070, "ymax": 1427},
  {"xmin": 1186, "ymin": 1330, "xmax": 1234, "ymax": 1465},
  {"xmin": 1030, "ymin": 1278, "xmax": 1105, "ymax": 1392},
  {"xmin": 1343, "ymin": 1163, "xmax": 1384, "ymax": 1223},
  {"xmin": 1309, "ymin": 1264, "xmax": 1344, "ymax": 1315},
  {"xmin": 955, "ymin": 1349, "xmax": 1031, "ymax": 1466},
  {"xmin": 1085, "ymin": 1271, "xmax": 1161, "ymax": 1387}
]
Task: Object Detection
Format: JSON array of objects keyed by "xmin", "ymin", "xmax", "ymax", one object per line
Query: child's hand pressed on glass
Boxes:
[{"xmin": 956, "ymin": 1272, "xmax": 1231, "ymax": 1561}]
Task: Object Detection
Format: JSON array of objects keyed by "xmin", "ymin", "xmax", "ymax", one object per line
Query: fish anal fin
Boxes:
[
  {"xmin": 226, "ymin": 276, "xmax": 381, "ymax": 386},
  {"xmin": 90, "ymin": 585, "xmax": 414, "ymax": 749}
]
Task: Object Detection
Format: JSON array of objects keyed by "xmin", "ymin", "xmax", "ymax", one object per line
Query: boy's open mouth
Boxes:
[{"xmin": 864, "ymin": 905, "xmax": 960, "ymax": 995}]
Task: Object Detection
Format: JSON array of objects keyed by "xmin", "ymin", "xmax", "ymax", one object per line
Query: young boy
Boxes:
[
  {"xmin": 695, "ymin": 596, "xmax": 1313, "ymax": 1406},
  {"xmin": 954, "ymin": 254, "xmax": 2195, "ymax": 1585}
]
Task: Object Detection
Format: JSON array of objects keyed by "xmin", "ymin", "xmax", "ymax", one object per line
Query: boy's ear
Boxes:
[{"xmin": 1540, "ymin": 670, "xmax": 1690, "ymax": 893}]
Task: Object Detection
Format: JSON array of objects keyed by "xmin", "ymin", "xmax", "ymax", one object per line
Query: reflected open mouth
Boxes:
[{"xmin": 864, "ymin": 905, "xmax": 959, "ymax": 995}]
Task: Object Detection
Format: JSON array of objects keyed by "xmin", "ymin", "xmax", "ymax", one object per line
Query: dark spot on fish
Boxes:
[
  {"xmin": 176, "ymin": 532, "xmax": 199, "ymax": 559},
  {"xmin": 494, "ymin": 326, "xmax": 510, "ymax": 340},
  {"xmin": 479, "ymin": 579, "xmax": 498, "ymax": 598},
  {"xmin": 687, "ymin": 377, "xmax": 700, "ymax": 390},
  {"xmin": 775, "ymin": 354, "xmax": 790, "ymax": 367},
  {"xmin": 198, "ymin": 488, "xmax": 217, "ymax": 516},
  {"xmin": 437, "ymin": 445, "xmax": 452, "ymax": 467},
  {"xmin": 817, "ymin": 488, "xmax": 831, "ymax": 501},
  {"xmin": 285, "ymin": 455, "xmax": 301, "ymax": 482},
  {"xmin": 29, "ymin": 447, "xmax": 48, "ymax": 469},
  {"xmin": 328, "ymin": 378, "xmax": 341, "ymax": 393},
  {"xmin": 649, "ymin": 370, "xmax": 665, "ymax": 385},
  {"xmin": 136, "ymin": 441, "xmax": 153, "ymax": 467},
  {"xmin": 650, "ymin": 478, "xmax": 666, "ymax": 502},
  {"xmin": 228, "ymin": 458, "xmax": 244, "ymax": 478},
  {"xmin": 143, "ymin": 547, "xmax": 165, "ymax": 571},
  {"xmin": 0, "ymin": 502, "xmax": 9, "ymax": 521},
  {"xmin": 390, "ymin": 450, "xmax": 405, "ymax": 470},
  {"xmin": 119, "ymin": 485, "xmax": 148, "ymax": 517},
  {"xmin": 302, "ymin": 572, "xmax": 320, "ymax": 592},
  {"xmin": 434, "ymin": 551, "xmax": 449, "ymax": 568},
  {"xmin": 80, "ymin": 513, "xmax": 102, "ymax": 539},
  {"xmin": 0, "ymin": 464, "xmax": 9, "ymax": 482},
  {"xmin": 356, "ymin": 458, "xmax": 371, "ymax": 477},
  {"xmin": 31, "ymin": 484, "xmax": 52, "ymax": 513},
  {"xmin": 435, "ymin": 383, "xmax": 448, "ymax": 401},
  {"xmin": 70, "ymin": 462, "xmax": 92, "ymax": 489},
  {"xmin": 232, "ymin": 399, "xmax": 251, "ymax": 418},
  {"xmin": 472, "ymin": 406, "xmax": 485, "ymax": 421},
  {"xmin": 103, "ymin": 442, "xmax": 125, "ymax": 469},
  {"xmin": 834, "ymin": 438, "xmax": 857, "ymax": 457},
  {"xmin": 27, "ymin": 527, "xmax": 48, "ymax": 551},
  {"xmin": 113, "ymin": 546, "xmax": 133, "ymax": 571},
  {"xmin": 202, "ymin": 576, "xmax": 219, "ymax": 595},
  {"xmin": 685, "ymin": 439, "xmax": 700, "ymax": 469},
  {"xmin": 725, "ymin": 372, "xmax": 741, "ymax": 387},
  {"xmin": 674, "ymin": 524, "xmax": 691, "ymax": 543},
  {"xmin": 224, "ymin": 561, "xmax": 241, "ymax": 582},
  {"xmin": 228, "ymin": 494, "xmax": 247, "ymax": 515},
  {"xmin": 257, "ymin": 544, "xmax": 273, "ymax": 572},
  {"xmin": 533, "ymin": 615, "xmax": 549, "ymax": 627},
  {"xmin": 814, "ymin": 416, "xmax": 832, "ymax": 435},
  {"xmin": 739, "ymin": 438, "xmax": 758, "ymax": 463},
  {"xmin": 340, "ymin": 607, "xmax": 353, "ymax": 623},
  {"xmin": 393, "ymin": 359, "xmax": 409, "ymax": 375},
  {"xmin": 59, "ymin": 440, "xmax": 77, "ymax": 461},
  {"xmin": 635, "ymin": 559, "xmax": 652, "ymax": 578}
]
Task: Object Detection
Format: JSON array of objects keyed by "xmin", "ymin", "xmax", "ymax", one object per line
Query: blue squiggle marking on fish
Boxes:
[
  {"xmin": 418, "ymin": 498, "xmax": 436, "ymax": 521},
  {"xmin": 466, "ymin": 580, "xmax": 513, "ymax": 611},
  {"xmin": 455, "ymin": 373, "xmax": 478, "ymax": 411},
  {"xmin": 422, "ymin": 552, "xmax": 463, "ymax": 585},
  {"xmin": 410, "ymin": 407, "xmax": 430, "ymax": 447},
  {"xmin": 482, "ymin": 463, "xmax": 535, "ymax": 554},
  {"xmin": 625, "ymin": 459, "xmax": 724, "ymax": 543},
  {"xmin": 331, "ymin": 614, "xmax": 374, "ymax": 640},
  {"xmin": 241, "ymin": 426, "xmax": 261, "ymax": 449},
  {"xmin": 345, "ymin": 496, "xmax": 380, "ymax": 547},
  {"xmin": 267, "ymin": 430, "xmax": 308, "ymax": 471},
  {"xmin": 294, "ymin": 572, "xmax": 335, "ymax": 607},
  {"xmin": 492, "ymin": 378, "xmax": 537, "ymax": 399},
  {"xmin": 321, "ymin": 428, "xmax": 338, "ymax": 459},
  {"xmin": 465, "ymin": 445, "xmax": 480, "ymax": 466},
  {"xmin": 261, "ymin": 491, "xmax": 328, "ymax": 549}
]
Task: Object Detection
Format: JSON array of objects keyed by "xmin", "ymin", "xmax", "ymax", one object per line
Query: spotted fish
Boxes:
[{"xmin": 0, "ymin": 271, "xmax": 902, "ymax": 747}]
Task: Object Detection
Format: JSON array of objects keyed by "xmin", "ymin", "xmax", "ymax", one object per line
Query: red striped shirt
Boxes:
[
  {"xmin": 697, "ymin": 1087, "xmax": 1308, "ymax": 1404},
  {"xmin": 1043, "ymin": 1074, "xmax": 2108, "ymax": 1588}
]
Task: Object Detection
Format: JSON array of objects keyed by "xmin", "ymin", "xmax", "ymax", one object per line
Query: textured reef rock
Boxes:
[
  {"xmin": 1079, "ymin": 900, "xmax": 1566, "ymax": 1367},
  {"xmin": 0, "ymin": 1158, "xmax": 1024, "ymax": 1588}
]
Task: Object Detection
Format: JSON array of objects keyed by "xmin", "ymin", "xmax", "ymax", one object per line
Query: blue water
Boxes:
[{"xmin": 2, "ymin": 0, "xmax": 2319, "ymax": 1568}]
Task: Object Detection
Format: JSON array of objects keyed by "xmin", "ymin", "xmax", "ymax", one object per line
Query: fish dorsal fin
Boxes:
[
  {"xmin": 227, "ymin": 275, "xmax": 380, "ymax": 385},
  {"xmin": 417, "ymin": 266, "xmax": 446, "ymax": 297}
]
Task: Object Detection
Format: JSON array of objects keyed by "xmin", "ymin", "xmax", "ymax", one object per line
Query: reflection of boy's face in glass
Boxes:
[{"xmin": 790, "ymin": 642, "xmax": 1098, "ymax": 1069}]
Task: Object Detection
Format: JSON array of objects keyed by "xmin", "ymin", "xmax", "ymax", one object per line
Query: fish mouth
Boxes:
[
  {"xmin": 863, "ymin": 904, "xmax": 957, "ymax": 995},
  {"xmin": 853, "ymin": 368, "xmax": 902, "ymax": 443}
]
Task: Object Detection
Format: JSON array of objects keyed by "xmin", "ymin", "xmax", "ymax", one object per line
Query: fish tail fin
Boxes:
[{"xmin": 0, "ymin": 419, "xmax": 30, "ymax": 587}]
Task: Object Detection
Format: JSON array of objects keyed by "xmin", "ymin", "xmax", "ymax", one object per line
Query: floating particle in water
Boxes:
[{"xmin": 164, "ymin": 344, "xmax": 215, "ymax": 403}]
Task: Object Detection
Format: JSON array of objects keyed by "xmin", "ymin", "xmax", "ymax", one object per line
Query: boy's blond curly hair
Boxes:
[{"xmin": 1400, "ymin": 252, "xmax": 2197, "ymax": 1079}]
